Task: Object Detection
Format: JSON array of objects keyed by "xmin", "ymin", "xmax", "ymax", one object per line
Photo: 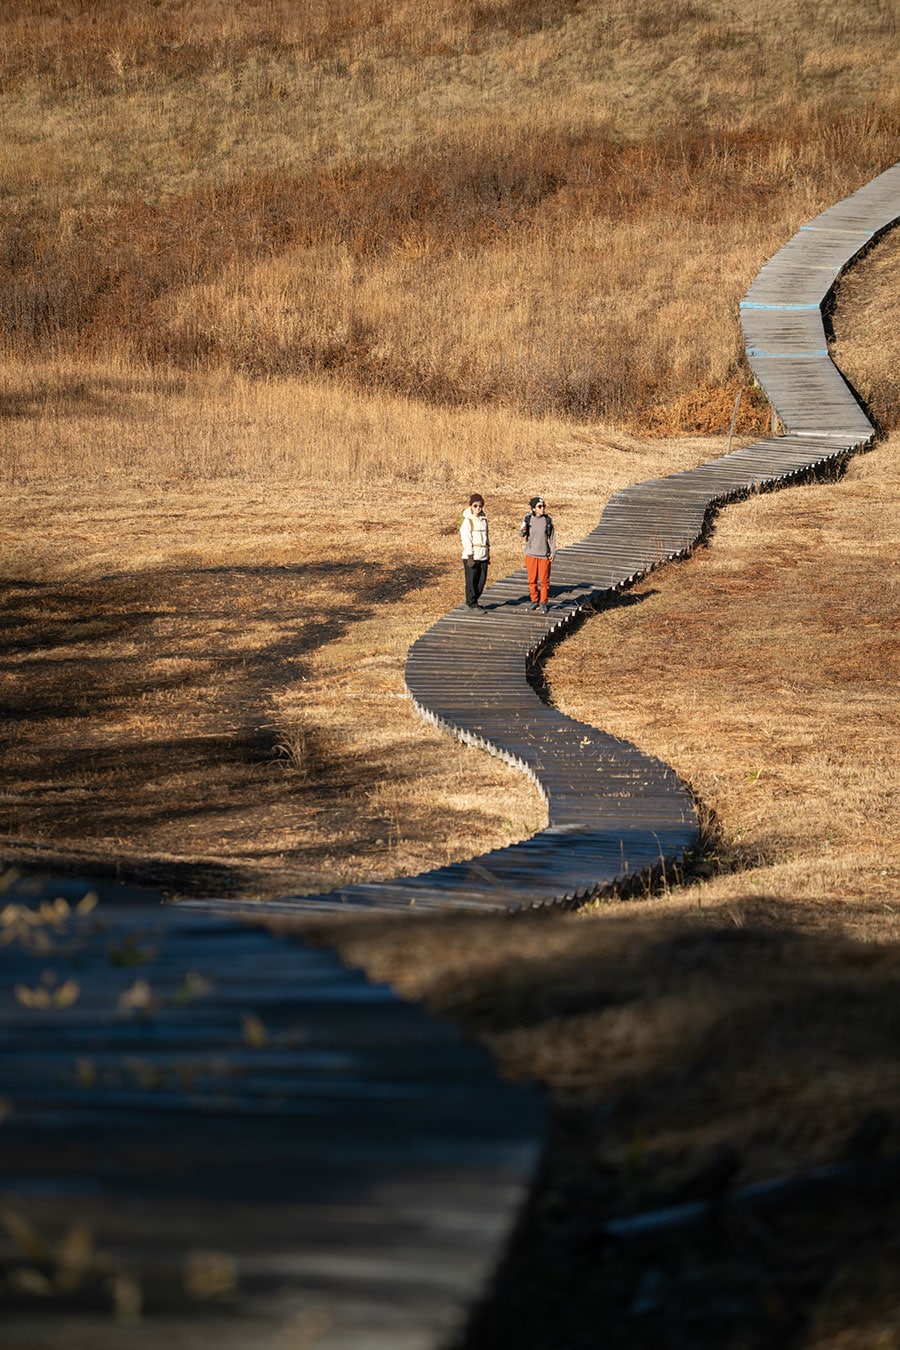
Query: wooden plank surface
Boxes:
[{"xmin": 1, "ymin": 878, "xmax": 544, "ymax": 1349}]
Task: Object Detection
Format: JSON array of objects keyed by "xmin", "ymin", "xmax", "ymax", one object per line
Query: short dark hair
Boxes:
[{"xmin": 469, "ymin": 493, "xmax": 484, "ymax": 506}]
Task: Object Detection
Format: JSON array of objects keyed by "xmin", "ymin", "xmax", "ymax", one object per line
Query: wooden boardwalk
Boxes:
[
  {"xmin": 1, "ymin": 875, "xmax": 543, "ymax": 1348},
  {"xmin": 4, "ymin": 164, "xmax": 899, "ymax": 1347},
  {"xmin": 225, "ymin": 160, "xmax": 900, "ymax": 917}
]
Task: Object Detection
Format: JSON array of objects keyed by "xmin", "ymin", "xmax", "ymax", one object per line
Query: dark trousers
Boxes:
[{"xmin": 464, "ymin": 558, "xmax": 488, "ymax": 607}]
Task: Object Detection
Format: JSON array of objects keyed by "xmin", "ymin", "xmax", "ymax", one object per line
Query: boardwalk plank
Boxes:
[{"xmin": 1, "ymin": 889, "xmax": 543, "ymax": 1349}]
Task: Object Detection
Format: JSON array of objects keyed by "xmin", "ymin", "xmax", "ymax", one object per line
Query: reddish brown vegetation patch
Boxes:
[{"xmin": 636, "ymin": 379, "xmax": 771, "ymax": 437}]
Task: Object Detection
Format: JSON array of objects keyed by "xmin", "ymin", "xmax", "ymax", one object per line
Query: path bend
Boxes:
[{"xmin": 232, "ymin": 161, "xmax": 900, "ymax": 918}]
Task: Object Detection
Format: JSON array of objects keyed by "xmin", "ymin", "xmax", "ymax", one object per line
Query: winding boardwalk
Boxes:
[
  {"xmin": 230, "ymin": 160, "xmax": 900, "ymax": 918},
  {"xmin": 3, "ymin": 164, "xmax": 899, "ymax": 1348}
]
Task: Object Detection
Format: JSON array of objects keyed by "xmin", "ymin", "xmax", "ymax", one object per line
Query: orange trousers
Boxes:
[{"xmin": 526, "ymin": 555, "xmax": 551, "ymax": 602}]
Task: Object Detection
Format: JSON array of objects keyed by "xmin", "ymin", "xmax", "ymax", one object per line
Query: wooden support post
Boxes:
[{"xmin": 726, "ymin": 390, "xmax": 742, "ymax": 456}]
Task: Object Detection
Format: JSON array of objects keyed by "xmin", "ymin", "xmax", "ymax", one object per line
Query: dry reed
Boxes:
[
  {"xmin": 1, "ymin": 1, "xmax": 898, "ymax": 433},
  {"xmin": 3, "ymin": 7, "xmax": 900, "ymax": 1340}
]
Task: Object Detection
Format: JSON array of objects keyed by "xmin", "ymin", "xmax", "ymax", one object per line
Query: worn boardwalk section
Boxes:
[
  {"xmin": 1, "ymin": 876, "xmax": 543, "ymax": 1349},
  {"xmin": 3, "ymin": 165, "xmax": 899, "ymax": 1348},
  {"xmin": 238, "ymin": 160, "xmax": 900, "ymax": 917}
]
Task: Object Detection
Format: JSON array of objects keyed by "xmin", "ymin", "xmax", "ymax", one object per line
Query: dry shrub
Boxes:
[
  {"xmin": 637, "ymin": 379, "xmax": 771, "ymax": 437},
  {"xmin": 3, "ymin": 106, "xmax": 898, "ymax": 428}
]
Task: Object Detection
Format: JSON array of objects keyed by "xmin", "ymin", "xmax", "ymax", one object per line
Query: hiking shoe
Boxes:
[
  {"xmin": 529, "ymin": 600, "xmax": 541, "ymax": 611},
  {"xmin": 467, "ymin": 603, "xmax": 487, "ymax": 616},
  {"xmin": 538, "ymin": 603, "xmax": 549, "ymax": 614}
]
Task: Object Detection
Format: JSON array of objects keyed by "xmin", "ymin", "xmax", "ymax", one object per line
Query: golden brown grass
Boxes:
[
  {"xmin": 0, "ymin": 356, "xmax": 574, "ymax": 487},
  {"xmin": 3, "ymin": 117, "xmax": 896, "ymax": 427},
  {"xmin": 294, "ymin": 430, "xmax": 900, "ymax": 1346},
  {"xmin": 296, "ymin": 433, "xmax": 900, "ymax": 1100},
  {"xmin": 832, "ymin": 224, "xmax": 900, "ymax": 432},
  {"xmin": 2, "ymin": 3, "xmax": 900, "ymax": 1342},
  {"xmin": 549, "ymin": 435, "xmax": 900, "ymax": 926},
  {"xmin": 0, "ymin": 379, "xmax": 720, "ymax": 892},
  {"xmin": 1, "ymin": 1, "xmax": 898, "ymax": 429}
]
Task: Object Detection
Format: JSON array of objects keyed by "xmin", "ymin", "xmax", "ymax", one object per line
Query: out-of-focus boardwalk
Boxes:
[{"xmin": 1, "ymin": 875, "xmax": 543, "ymax": 1349}]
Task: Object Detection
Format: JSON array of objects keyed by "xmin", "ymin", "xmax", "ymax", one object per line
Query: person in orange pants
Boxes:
[{"xmin": 519, "ymin": 496, "xmax": 557, "ymax": 613}]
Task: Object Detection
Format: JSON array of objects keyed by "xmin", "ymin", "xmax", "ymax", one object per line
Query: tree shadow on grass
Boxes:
[
  {"xmin": 0, "ymin": 372, "xmax": 189, "ymax": 421},
  {"xmin": 0, "ymin": 557, "xmax": 440, "ymax": 894},
  {"xmin": 448, "ymin": 902, "xmax": 900, "ymax": 1349}
]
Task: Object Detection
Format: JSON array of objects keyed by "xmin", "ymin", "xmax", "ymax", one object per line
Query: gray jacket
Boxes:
[{"xmin": 520, "ymin": 512, "xmax": 556, "ymax": 559}]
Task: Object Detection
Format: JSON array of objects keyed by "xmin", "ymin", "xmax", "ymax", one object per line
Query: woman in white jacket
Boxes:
[{"xmin": 460, "ymin": 493, "xmax": 490, "ymax": 615}]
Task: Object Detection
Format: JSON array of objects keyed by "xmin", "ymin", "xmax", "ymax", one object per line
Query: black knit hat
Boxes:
[{"xmin": 529, "ymin": 496, "xmax": 545, "ymax": 510}]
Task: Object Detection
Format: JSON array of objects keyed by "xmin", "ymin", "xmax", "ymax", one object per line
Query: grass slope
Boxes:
[{"xmin": 1, "ymin": 2, "xmax": 899, "ymax": 1344}]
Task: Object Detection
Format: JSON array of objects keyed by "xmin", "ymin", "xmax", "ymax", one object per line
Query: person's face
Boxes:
[
  {"xmin": 533, "ymin": 500, "xmax": 545, "ymax": 513},
  {"xmin": 471, "ymin": 500, "xmax": 483, "ymax": 514}
]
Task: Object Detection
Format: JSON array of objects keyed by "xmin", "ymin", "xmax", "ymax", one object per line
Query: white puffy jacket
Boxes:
[{"xmin": 460, "ymin": 506, "xmax": 490, "ymax": 561}]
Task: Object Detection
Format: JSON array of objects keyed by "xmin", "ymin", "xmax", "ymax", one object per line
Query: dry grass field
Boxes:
[
  {"xmin": 1, "ymin": 391, "xmax": 724, "ymax": 893},
  {"xmin": 1, "ymin": 0, "xmax": 898, "ymax": 427},
  {"xmin": 2, "ymin": 0, "xmax": 900, "ymax": 1344}
]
